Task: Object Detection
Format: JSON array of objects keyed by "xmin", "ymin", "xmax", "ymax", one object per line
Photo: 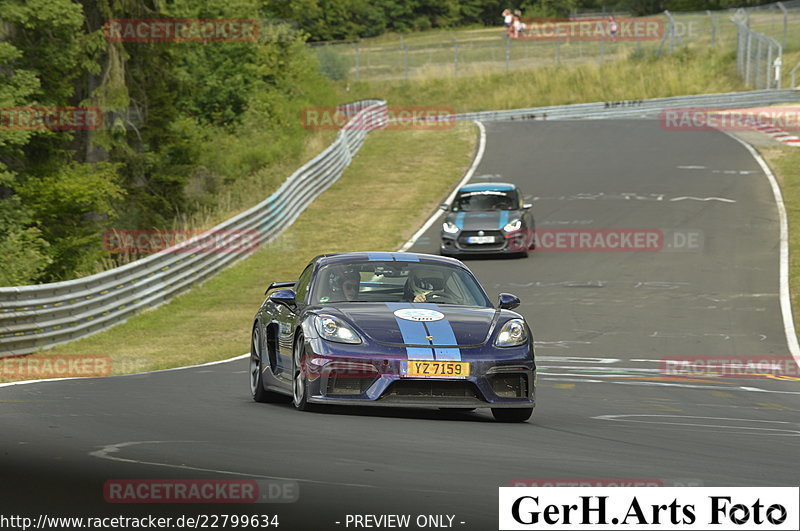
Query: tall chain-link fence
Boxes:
[
  {"xmin": 310, "ymin": 1, "xmax": 800, "ymax": 87},
  {"xmin": 732, "ymin": 9, "xmax": 784, "ymax": 89}
]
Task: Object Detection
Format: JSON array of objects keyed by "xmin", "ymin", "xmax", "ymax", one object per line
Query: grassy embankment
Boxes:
[
  {"xmin": 346, "ymin": 48, "xmax": 747, "ymax": 112},
  {"xmin": 761, "ymin": 147, "xmax": 800, "ymax": 327}
]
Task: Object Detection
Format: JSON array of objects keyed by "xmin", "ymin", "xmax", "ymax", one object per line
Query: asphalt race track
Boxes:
[{"xmin": 2, "ymin": 119, "xmax": 799, "ymax": 530}]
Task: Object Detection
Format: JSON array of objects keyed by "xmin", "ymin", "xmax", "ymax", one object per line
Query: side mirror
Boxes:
[
  {"xmin": 269, "ymin": 288, "xmax": 297, "ymax": 310},
  {"xmin": 522, "ymin": 203, "xmax": 533, "ymax": 210},
  {"xmin": 439, "ymin": 203, "xmax": 449, "ymax": 211},
  {"xmin": 498, "ymin": 292, "xmax": 521, "ymax": 310}
]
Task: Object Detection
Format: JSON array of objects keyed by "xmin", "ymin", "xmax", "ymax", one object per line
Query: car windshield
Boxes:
[
  {"xmin": 310, "ymin": 261, "xmax": 492, "ymax": 306},
  {"xmin": 452, "ymin": 190, "xmax": 518, "ymax": 212}
]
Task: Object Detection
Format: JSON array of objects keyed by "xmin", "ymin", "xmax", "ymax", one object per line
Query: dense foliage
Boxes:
[{"xmin": 0, "ymin": 0, "xmax": 334, "ymax": 284}]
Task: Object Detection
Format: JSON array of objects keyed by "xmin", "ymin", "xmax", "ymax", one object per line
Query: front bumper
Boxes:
[
  {"xmin": 302, "ymin": 337, "xmax": 535, "ymax": 409},
  {"xmin": 441, "ymin": 229, "xmax": 530, "ymax": 255}
]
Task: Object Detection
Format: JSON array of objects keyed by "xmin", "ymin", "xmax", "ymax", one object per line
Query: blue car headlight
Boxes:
[
  {"xmin": 442, "ymin": 221, "xmax": 460, "ymax": 234},
  {"xmin": 314, "ymin": 314, "xmax": 362, "ymax": 344},
  {"xmin": 495, "ymin": 318, "xmax": 528, "ymax": 347}
]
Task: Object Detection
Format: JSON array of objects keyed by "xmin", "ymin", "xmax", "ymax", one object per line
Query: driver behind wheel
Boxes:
[{"xmin": 404, "ymin": 271, "xmax": 440, "ymax": 303}]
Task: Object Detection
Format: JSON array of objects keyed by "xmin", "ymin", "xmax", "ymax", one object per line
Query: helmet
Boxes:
[{"xmin": 334, "ymin": 269, "xmax": 360, "ymax": 300}]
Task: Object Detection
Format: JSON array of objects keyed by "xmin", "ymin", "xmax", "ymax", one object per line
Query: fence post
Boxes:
[
  {"xmin": 777, "ymin": 2, "xmax": 788, "ymax": 48},
  {"xmin": 402, "ymin": 42, "xmax": 409, "ymax": 80},
  {"xmin": 745, "ymin": 32, "xmax": 752, "ymax": 86},
  {"xmin": 756, "ymin": 37, "xmax": 763, "ymax": 89},
  {"xmin": 766, "ymin": 43, "xmax": 773, "ymax": 89},
  {"xmin": 736, "ymin": 22, "xmax": 747, "ymax": 76},
  {"xmin": 663, "ymin": 11, "xmax": 683, "ymax": 53},
  {"xmin": 353, "ymin": 42, "xmax": 360, "ymax": 81},
  {"xmin": 452, "ymin": 37, "xmax": 458, "ymax": 76},
  {"xmin": 707, "ymin": 10, "xmax": 716, "ymax": 49},
  {"xmin": 600, "ymin": 32, "xmax": 605, "ymax": 61},
  {"xmin": 505, "ymin": 36, "xmax": 510, "ymax": 72}
]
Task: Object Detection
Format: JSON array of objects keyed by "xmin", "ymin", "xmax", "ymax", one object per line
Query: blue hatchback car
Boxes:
[{"xmin": 440, "ymin": 182, "xmax": 535, "ymax": 257}]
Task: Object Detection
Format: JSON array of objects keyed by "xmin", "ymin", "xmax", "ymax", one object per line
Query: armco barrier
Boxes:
[
  {"xmin": 4, "ymin": 90, "xmax": 800, "ymax": 357},
  {"xmin": 0, "ymin": 99, "xmax": 386, "ymax": 357},
  {"xmin": 423, "ymin": 89, "xmax": 800, "ymax": 123}
]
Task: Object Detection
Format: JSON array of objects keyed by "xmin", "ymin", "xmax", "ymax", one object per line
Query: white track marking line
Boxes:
[
  {"xmin": 592, "ymin": 414, "xmax": 800, "ymax": 436},
  {"xmin": 725, "ymin": 133, "xmax": 800, "ymax": 371},
  {"xmin": 90, "ymin": 441, "xmax": 453, "ymax": 493},
  {"xmin": 399, "ymin": 120, "xmax": 486, "ymax": 252},
  {"xmin": 0, "ymin": 353, "xmax": 249, "ymax": 389},
  {"xmin": 669, "ymin": 196, "xmax": 736, "ymax": 202},
  {"xmin": 541, "ymin": 375, "xmax": 800, "ymax": 394}
]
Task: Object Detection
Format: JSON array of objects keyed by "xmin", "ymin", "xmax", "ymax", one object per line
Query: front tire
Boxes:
[
  {"xmin": 292, "ymin": 334, "xmax": 313, "ymax": 411},
  {"xmin": 492, "ymin": 408, "xmax": 533, "ymax": 423},
  {"xmin": 250, "ymin": 325, "xmax": 282, "ymax": 403}
]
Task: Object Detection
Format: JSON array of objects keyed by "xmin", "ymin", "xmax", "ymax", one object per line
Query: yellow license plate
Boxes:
[{"xmin": 407, "ymin": 361, "xmax": 470, "ymax": 378}]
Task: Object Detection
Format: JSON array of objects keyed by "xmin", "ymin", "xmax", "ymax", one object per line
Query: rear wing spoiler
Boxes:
[{"xmin": 265, "ymin": 281, "xmax": 296, "ymax": 295}]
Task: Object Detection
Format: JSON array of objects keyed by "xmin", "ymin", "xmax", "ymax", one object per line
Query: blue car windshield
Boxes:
[
  {"xmin": 452, "ymin": 190, "xmax": 518, "ymax": 212},
  {"xmin": 311, "ymin": 261, "xmax": 492, "ymax": 306}
]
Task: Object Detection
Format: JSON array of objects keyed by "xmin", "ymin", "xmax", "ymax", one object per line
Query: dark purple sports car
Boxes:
[{"xmin": 249, "ymin": 252, "xmax": 536, "ymax": 422}]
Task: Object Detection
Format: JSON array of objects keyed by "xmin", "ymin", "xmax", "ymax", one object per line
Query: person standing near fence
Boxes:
[
  {"xmin": 502, "ymin": 9, "xmax": 513, "ymax": 36},
  {"xmin": 608, "ymin": 16, "xmax": 619, "ymax": 41},
  {"xmin": 512, "ymin": 11, "xmax": 522, "ymax": 39}
]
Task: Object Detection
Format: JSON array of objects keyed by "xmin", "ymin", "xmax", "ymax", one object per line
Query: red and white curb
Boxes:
[{"xmin": 753, "ymin": 124, "xmax": 800, "ymax": 147}]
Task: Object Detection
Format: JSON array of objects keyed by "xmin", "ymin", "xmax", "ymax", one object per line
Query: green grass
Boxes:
[
  {"xmin": 782, "ymin": 49, "xmax": 800, "ymax": 88},
  {"xmin": 2, "ymin": 123, "xmax": 477, "ymax": 380},
  {"xmin": 760, "ymin": 146, "xmax": 800, "ymax": 328},
  {"xmin": 341, "ymin": 48, "xmax": 747, "ymax": 112}
]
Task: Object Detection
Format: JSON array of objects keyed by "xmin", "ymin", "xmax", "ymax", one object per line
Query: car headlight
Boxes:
[
  {"xmin": 503, "ymin": 219, "xmax": 522, "ymax": 232},
  {"xmin": 495, "ymin": 318, "xmax": 528, "ymax": 347},
  {"xmin": 442, "ymin": 221, "xmax": 460, "ymax": 234},
  {"xmin": 314, "ymin": 315, "xmax": 362, "ymax": 344}
]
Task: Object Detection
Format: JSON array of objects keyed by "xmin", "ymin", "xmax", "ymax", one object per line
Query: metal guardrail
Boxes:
[
  {"xmin": 0, "ymin": 99, "xmax": 387, "ymax": 357},
  {"xmin": 5, "ymin": 90, "xmax": 800, "ymax": 358},
  {"xmin": 417, "ymin": 89, "xmax": 800, "ymax": 123}
]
